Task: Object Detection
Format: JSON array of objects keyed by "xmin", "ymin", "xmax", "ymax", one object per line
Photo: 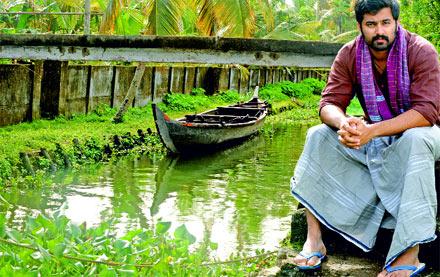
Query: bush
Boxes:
[
  {"xmin": 191, "ymin": 87, "xmax": 206, "ymax": 96},
  {"xmin": 92, "ymin": 104, "xmax": 116, "ymax": 117},
  {"xmin": 0, "ymin": 158, "xmax": 12, "ymax": 182},
  {"xmin": 217, "ymin": 90, "xmax": 240, "ymax": 103},
  {"xmin": 300, "ymin": 78, "xmax": 326, "ymax": 95},
  {"xmin": 279, "ymin": 81, "xmax": 313, "ymax": 99},
  {"xmin": 259, "ymin": 84, "xmax": 290, "ymax": 103},
  {"xmin": 162, "ymin": 93, "xmax": 210, "ymax": 112}
]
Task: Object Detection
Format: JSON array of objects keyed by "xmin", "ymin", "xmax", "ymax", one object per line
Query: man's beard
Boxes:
[
  {"xmin": 361, "ymin": 26, "xmax": 397, "ymax": 52},
  {"xmin": 370, "ymin": 34, "xmax": 391, "ymax": 51}
]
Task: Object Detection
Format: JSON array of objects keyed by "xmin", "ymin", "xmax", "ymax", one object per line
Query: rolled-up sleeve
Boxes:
[
  {"xmin": 319, "ymin": 44, "xmax": 355, "ymax": 115},
  {"xmin": 409, "ymin": 43, "xmax": 440, "ymax": 125}
]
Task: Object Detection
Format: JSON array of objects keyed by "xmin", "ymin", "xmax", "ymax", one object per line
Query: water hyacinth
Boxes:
[{"xmin": 0, "ymin": 212, "xmax": 274, "ymax": 275}]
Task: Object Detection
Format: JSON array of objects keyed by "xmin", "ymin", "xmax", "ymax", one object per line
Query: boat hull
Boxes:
[
  {"xmin": 152, "ymin": 99, "xmax": 268, "ymax": 154},
  {"xmin": 165, "ymin": 118, "xmax": 265, "ymax": 152}
]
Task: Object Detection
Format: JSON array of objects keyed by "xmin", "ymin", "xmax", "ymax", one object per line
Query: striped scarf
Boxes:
[{"xmin": 355, "ymin": 25, "xmax": 411, "ymax": 122}]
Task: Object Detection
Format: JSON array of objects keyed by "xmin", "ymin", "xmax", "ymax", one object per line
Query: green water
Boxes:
[{"xmin": 3, "ymin": 123, "xmax": 311, "ymax": 259}]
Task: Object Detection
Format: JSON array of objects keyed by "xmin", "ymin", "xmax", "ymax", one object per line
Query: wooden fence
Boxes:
[{"xmin": 0, "ymin": 35, "xmax": 340, "ymax": 126}]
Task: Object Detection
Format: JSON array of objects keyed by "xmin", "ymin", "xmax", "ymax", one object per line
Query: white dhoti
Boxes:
[{"xmin": 291, "ymin": 124, "xmax": 440, "ymax": 266}]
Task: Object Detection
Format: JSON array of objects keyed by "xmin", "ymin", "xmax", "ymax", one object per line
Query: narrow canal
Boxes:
[{"xmin": 3, "ymin": 123, "xmax": 312, "ymax": 260}]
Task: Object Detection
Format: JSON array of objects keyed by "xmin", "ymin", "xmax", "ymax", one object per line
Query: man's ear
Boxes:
[{"xmin": 357, "ymin": 22, "xmax": 361, "ymax": 31}]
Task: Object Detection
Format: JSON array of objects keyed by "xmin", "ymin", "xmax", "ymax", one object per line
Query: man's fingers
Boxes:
[
  {"xmin": 340, "ymin": 124, "xmax": 361, "ymax": 136},
  {"xmin": 338, "ymin": 134, "xmax": 361, "ymax": 148},
  {"xmin": 337, "ymin": 130, "xmax": 361, "ymax": 143}
]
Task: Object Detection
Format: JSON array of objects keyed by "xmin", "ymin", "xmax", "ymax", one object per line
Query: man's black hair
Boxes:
[{"xmin": 354, "ymin": 0, "xmax": 400, "ymax": 24}]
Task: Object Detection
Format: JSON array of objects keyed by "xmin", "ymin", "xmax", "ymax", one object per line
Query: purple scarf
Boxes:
[{"xmin": 355, "ymin": 25, "xmax": 411, "ymax": 122}]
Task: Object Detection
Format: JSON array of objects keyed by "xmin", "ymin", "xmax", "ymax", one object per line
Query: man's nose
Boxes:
[{"xmin": 376, "ymin": 24, "xmax": 386, "ymax": 35}]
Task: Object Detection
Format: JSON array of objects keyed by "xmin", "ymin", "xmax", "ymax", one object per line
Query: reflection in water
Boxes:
[{"xmin": 1, "ymin": 124, "xmax": 311, "ymax": 259}]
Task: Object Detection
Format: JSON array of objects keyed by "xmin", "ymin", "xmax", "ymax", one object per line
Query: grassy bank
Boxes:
[{"xmin": 0, "ymin": 79, "xmax": 332, "ymax": 189}]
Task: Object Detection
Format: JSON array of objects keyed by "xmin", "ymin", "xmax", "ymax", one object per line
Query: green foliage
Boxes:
[
  {"xmin": 0, "ymin": 104, "xmax": 167, "ymax": 188},
  {"xmin": 0, "ymin": 213, "xmax": 273, "ymax": 275},
  {"xmin": 217, "ymin": 90, "xmax": 241, "ymax": 103},
  {"xmin": 93, "ymin": 104, "xmax": 117, "ymax": 117},
  {"xmin": 190, "ymin": 87, "xmax": 206, "ymax": 96},
  {"xmin": 162, "ymin": 93, "xmax": 211, "ymax": 112},
  {"xmin": 83, "ymin": 138, "xmax": 104, "ymax": 162},
  {"xmin": 259, "ymin": 84, "xmax": 290, "ymax": 103},
  {"xmin": 259, "ymin": 79, "xmax": 324, "ymax": 104},
  {"xmin": 300, "ymin": 78, "xmax": 326, "ymax": 95},
  {"xmin": 346, "ymin": 96, "xmax": 364, "ymax": 116},
  {"xmin": 278, "ymin": 81, "xmax": 313, "ymax": 98},
  {"xmin": 0, "ymin": 158, "xmax": 12, "ymax": 181},
  {"xmin": 400, "ymin": 0, "xmax": 440, "ymax": 52},
  {"xmin": 161, "ymin": 90, "xmax": 244, "ymax": 112},
  {"xmin": 1, "ymin": 0, "xmax": 439, "ymax": 52}
]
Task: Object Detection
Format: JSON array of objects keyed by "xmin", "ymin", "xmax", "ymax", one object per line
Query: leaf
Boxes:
[
  {"xmin": 0, "ymin": 215, "xmax": 6, "ymax": 237},
  {"xmin": 98, "ymin": 268, "xmax": 117, "ymax": 277},
  {"xmin": 209, "ymin": 242, "xmax": 218, "ymax": 250},
  {"xmin": 6, "ymin": 230, "xmax": 22, "ymax": 241},
  {"xmin": 37, "ymin": 245, "xmax": 52, "ymax": 261},
  {"xmin": 116, "ymin": 269, "xmax": 136, "ymax": 276},
  {"xmin": 155, "ymin": 221, "xmax": 171, "ymax": 235},
  {"xmin": 144, "ymin": 0, "xmax": 184, "ymax": 35},
  {"xmin": 48, "ymin": 240, "xmax": 66, "ymax": 258},
  {"xmin": 173, "ymin": 224, "xmax": 196, "ymax": 244},
  {"xmin": 35, "ymin": 214, "xmax": 52, "ymax": 229},
  {"xmin": 114, "ymin": 239, "xmax": 129, "ymax": 250}
]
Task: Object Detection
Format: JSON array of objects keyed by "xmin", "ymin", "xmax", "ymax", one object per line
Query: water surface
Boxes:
[{"xmin": 3, "ymin": 123, "xmax": 311, "ymax": 259}]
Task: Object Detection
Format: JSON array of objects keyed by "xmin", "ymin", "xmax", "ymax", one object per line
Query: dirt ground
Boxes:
[{"xmin": 258, "ymin": 248, "xmax": 440, "ymax": 277}]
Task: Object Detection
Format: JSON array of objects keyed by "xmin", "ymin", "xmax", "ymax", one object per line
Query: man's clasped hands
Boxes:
[{"xmin": 337, "ymin": 117, "xmax": 376, "ymax": 149}]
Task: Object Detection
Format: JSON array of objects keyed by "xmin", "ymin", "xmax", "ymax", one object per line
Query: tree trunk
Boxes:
[{"xmin": 113, "ymin": 63, "xmax": 146, "ymax": 123}]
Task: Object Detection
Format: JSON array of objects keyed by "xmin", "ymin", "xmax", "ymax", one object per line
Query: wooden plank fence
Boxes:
[
  {"xmin": 0, "ymin": 62, "xmax": 329, "ymax": 126},
  {"xmin": 0, "ymin": 35, "xmax": 340, "ymax": 126}
]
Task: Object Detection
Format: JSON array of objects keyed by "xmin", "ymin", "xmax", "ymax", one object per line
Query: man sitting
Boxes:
[{"xmin": 290, "ymin": 0, "xmax": 440, "ymax": 276}]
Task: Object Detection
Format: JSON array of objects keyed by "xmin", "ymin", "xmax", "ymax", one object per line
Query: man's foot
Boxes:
[
  {"xmin": 377, "ymin": 245, "xmax": 421, "ymax": 277},
  {"xmin": 293, "ymin": 240, "xmax": 327, "ymax": 269}
]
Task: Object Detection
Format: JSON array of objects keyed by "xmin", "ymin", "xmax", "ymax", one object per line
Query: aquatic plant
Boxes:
[{"xmin": 0, "ymin": 213, "xmax": 275, "ymax": 275}]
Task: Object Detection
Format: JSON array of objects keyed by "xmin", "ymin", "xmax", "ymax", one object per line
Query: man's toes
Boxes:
[
  {"xmin": 293, "ymin": 257, "xmax": 307, "ymax": 266},
  {"xmin": 307, "ymin": 257, "xmax": 320, "ymax": 266}
]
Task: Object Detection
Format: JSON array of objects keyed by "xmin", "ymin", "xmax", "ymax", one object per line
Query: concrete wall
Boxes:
[
  {"xmin": 0, "ymin": 65, "xmax": 33, "ymax": 126},
  {"xmin": 0, "ymin": 62, "xmax": 329, "ymax": 126}
]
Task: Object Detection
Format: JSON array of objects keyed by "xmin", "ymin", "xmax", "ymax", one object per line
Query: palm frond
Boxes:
[
  {"xmin": 214, "ymin": 0, "xmax": 255, "ymax": 37},
  {"xmin": 256, "ymin": 0, "xmax": 274, "ymax": 32},
  {"xmin": 99, "ymin": 0, "xmax": 125, "ymax": 34},
  {"xmin": 196, "ymin": 0, "xmax": 217, "ymax": 36},
  {"xmin": 144, "ymin": 0, "xmax": 183, "ymax": 35}
]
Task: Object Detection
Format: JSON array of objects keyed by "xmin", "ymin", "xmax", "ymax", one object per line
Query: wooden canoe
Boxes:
[{"xmin": 152, "ymin": 91, "xmax": 269, "ymax": 154}]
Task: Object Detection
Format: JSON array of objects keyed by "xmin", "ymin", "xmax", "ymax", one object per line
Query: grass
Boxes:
[{"xmin": 346, "ymin": 97, "xmax": 364, "ymax": 116}]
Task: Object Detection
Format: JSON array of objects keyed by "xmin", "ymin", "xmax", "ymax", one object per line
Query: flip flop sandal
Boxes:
[
  {"xmin": 296, "ymin": 251, "xmax": 326, "ymax": 271},
  {"xmin": 385, "ymin": 263, "xmax": 426, "ymax": 277}
]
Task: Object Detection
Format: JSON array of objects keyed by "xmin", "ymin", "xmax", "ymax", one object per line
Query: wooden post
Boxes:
[
  {"xmin": 31, "ymin": 60, "xmax": 43, "ymax": 121},
  {"xmin": 40, "ymin": 148, "xmax": 56, "ymax": 173},
  {"xmin": 84, "ymin": 0, "xmax": 91, "ymax": 35},
  {"xmin": 20, "ymin": 152, "xmax": 35, "ymax": 176}
]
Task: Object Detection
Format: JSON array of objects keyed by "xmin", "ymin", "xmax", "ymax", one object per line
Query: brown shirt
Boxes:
[{"xmin": 320, "ymin": 30, "xmax": 440, "ymax": 125}]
